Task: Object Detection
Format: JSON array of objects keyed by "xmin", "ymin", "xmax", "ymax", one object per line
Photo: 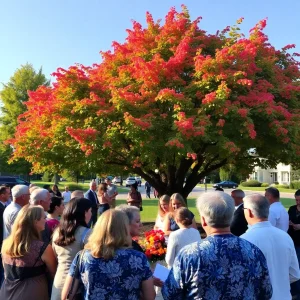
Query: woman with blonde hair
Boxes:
[
  {"xmin": 163, "ymin": 193, "xmax": 197, "ymax": 236},
  {"xmin": 62, "ymin": 209, "xmax": 155, "ymax": 300},
  {"xmin": 0, "ymin": 204, "xmax": 57, "ymax": 300},
  {"xmin": 154, "ymin": 195, "xmax": 170, "ymax": 231}
]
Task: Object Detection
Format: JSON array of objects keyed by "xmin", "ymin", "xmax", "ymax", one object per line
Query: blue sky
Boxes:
[{"xmin": 1, "ymin": 0, "xmax": 299, "ymax": 85}]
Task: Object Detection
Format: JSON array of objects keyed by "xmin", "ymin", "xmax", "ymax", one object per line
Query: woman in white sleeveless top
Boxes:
[{"xmin": 154, "ymin": 195, "xmax": 170, "ymax": 231}]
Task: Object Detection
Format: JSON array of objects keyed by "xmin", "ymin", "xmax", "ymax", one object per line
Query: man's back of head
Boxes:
[
  {"xmin": 231, "ymin": 189, "xmax": 245, "ymax": 206},
  {"xmin": 196, "ymin": 191, "xmax": 235, "ymax": 231},
  {"xmin": 71, "ymin": 190, "xmax": 84, "ymax": 198},
  {"xmin": 11, "ymin": 185, "xmax": 30, "ymax": 206},
  {"xmin": 30, "ymin": 188, "xmax": 51, "ymax": 211},
  {"xmin": 265, "ymin": 187, "xmax": 280, "ymax": 204},
  {"xmin": 243, "ymin": 194, "xmax": 269, "ymax": 225}
]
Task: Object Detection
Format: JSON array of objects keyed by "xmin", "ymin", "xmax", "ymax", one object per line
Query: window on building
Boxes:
[{"xmin": 281, "ymin": 172, "xmax": 289, "ymax": 183}]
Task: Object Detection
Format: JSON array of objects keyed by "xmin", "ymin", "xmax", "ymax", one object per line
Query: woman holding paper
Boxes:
[{"xmin": 165, "ymin": 207, "xmax": 201, "ymax": 268}]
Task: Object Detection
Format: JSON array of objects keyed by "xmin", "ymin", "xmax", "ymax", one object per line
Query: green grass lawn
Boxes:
[
  {"xmin": 115, "ymin": 197, "xmax": 296, "ymax": 223},
  {"xmin": 32, "ymin": 181, "xmax": 295, "ymax": 222}
]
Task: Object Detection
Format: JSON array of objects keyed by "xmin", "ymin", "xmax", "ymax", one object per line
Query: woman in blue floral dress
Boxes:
[{"xmin": 61, "ymin": 209, "xmax": 155, "ymax": 300}]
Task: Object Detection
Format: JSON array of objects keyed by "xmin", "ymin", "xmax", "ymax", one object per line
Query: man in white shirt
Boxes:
[
  {"xmin": 241, "ymin": 193, "xmax": 300, "ymax": 300},
  {"xmin": 3, "ymin": 184, "xmax": 30, "ymax": 239},
  {"xmin": 62, "ymin": 186, "xmax": 71, "ymax": 203},
  {"xmin": 265, "ymin": 187, "xmax": 289, "ymax": 231}
]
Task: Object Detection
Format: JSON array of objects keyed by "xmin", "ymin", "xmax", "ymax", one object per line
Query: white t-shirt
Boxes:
[
  {"xmin": 241, "ymin": 221, "xmax": 300, "ymax": 300},
  {"xmin": 166, "ymin": 228, "xmax": 201, "ymax": 268},
  {"xmin": 62, "ymin": 191, "xmax": 72, "ymax": 203},
  {"xmin": 268, "ymin": 202, "xmax": 289, "ymax": 231}
]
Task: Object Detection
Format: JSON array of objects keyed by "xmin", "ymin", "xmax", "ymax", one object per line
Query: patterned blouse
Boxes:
[
  {"xmin": 69, "ymin": 248, "xmax": 152, "ymax": 300},
  {"xmin": 162, "ymin": 234, "xmax": 273, "ymax": 300}
]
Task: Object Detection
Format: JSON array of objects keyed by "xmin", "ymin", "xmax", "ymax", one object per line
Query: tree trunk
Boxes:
[{"xmin": 133, "ymin": 158, "xmax": 228, "ymax": 201}]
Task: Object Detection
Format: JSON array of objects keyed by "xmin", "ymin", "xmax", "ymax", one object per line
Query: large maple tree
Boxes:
[{"xmin": 9, "ymin": 6, "xmax": 300, "ymax": 198}]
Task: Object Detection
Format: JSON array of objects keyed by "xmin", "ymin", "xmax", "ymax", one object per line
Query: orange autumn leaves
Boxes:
[{"xmin": 8, "ymin": 5, "xmax": 300, "ymax": 176}]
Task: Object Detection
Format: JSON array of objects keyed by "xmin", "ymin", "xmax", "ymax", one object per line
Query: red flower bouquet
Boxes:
[{"xmin": 139, "ymin": 229, "xmax": 167, "ymax": 263}]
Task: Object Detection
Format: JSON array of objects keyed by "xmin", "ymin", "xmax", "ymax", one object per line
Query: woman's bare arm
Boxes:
[{"xmin": 41, "ymin": 244, "xmax": 57, "ymax": 279}]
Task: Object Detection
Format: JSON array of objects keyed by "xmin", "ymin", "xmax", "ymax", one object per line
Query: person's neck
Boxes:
[
  {"xmin": 178, "ymin": 223, "xmax": 189, "ymax": 229},
  {"xmin": 14, "ymin": 200, "xmax": 23, "ymax": 207},
  {"xmin": 271, "ymin": 199, "xmax": 279, "ymax": 204},
  {"xmin": 235, "ymin": 200, "xmax": 243, "ymax": 206},
  {"xmin": 205, "ymin": 226, "xmax": 232, "ymax": 236},
  {"xmin": 48, "ymin": 212, "xmax": 60, "ymax": 219},
  {"xmin": 250, "ymin": 218, "xmax": 268, "ymax": 225}
]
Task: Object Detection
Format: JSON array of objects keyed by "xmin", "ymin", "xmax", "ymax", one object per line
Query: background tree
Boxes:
[
  {"xmin": 9, "ymin": 7, "xmax": 300, "ymax": 198},
  {"xmin": 0, "ymin": 64, "xmax": 50, "ymax": 176}
]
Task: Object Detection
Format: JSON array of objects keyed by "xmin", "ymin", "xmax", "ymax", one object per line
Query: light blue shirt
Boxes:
[{"xmin": 3, "ymin": 202, "xmax": 22, "ymax": 239}]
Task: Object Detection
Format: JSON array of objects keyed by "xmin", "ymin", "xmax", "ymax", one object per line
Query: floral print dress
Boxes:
[{"xmin": 69, "ymin": 248, "xmax": 152, "ymax": 300}]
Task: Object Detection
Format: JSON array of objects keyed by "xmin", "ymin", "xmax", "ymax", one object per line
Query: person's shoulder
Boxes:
[
  {"xmin": 189, "ymin": 228, "xmax": 201, "ymax": 235},
  {"xmin": 238, "ymin": 235, "xmax": 262, "ymax": 251},
  {"xmin": 288, "ymin": 205, "xmax": 296, "ymax": 211},
  {"xmin": 119, "ymin": 248, "xmax": 146, "ymax": 258},
  {"xmin": 180, "ymin": 240, "xmax": 201, "ymax": 256}
]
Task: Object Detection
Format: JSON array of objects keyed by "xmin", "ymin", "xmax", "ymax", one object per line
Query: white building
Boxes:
[{"xmin": 250, "ymin": 163, "xmax": 291, "ymax": 185}]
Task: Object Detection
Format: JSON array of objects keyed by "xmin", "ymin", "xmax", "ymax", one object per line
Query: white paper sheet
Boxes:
[{"xmin": 153, "ymin": 263, "xmax": 170, "ymax": 282}]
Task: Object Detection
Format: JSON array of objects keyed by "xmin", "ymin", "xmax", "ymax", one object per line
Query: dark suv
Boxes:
[{"xmin": 0, "ymin": 176, "xmax": 30, "ymax": 188}]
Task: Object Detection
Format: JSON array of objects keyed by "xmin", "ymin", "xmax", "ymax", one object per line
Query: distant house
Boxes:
[{"xmin": 250, "ymin": 163, "xmax": 291, "ymax": 185}]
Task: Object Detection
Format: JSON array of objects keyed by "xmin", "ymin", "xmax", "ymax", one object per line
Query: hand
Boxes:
[
  {"xmin": 114, "ymin": 192, "xmax": 118, "ymax": 196},
  {"xmin": 153, "ymin": 277, "xmax": 164, "ymax": 287},
  {"xmin": 290, "ymin": 221, "xmax": 294, "ymax": 226}
]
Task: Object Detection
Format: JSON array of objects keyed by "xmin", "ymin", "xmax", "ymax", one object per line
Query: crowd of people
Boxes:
[{"xmin": 0, "ymin": 181, "xmax": 300, "ymax": 299}]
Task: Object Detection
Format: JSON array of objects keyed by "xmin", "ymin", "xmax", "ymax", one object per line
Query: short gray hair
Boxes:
[
  {"xmin": 30, "ymin": 188, "xmax": 49, "ymax": 204},
  {"xmin": 196, "ymin": 192, "xmax": 235, "ymax": 228},
  {"xmin": 11, "ymin": 185, "xmax": 29, "ymax": 199},
  {"xmin": 231, "ymin": 189, "xmax": 245, "ymax": 198},
  {"xmin": 115, "ymin": 205, "xmax": 140, "ymax": 223},
  {"xmin": 243, "ymin": 194, "xmax": 269, "ymax": 219},
  {"xmin": 71, "ymin": 190, "xmax": 84, "ymax": 198}
]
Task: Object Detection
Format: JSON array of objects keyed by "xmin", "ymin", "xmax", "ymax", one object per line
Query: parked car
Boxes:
[
  {"xmin": 135, "ymin": 176, "xmax": 142, "ymax": 186},
  {"xmin": 0, "ymin": 176, "xmax": 30, "ymax": 189},
  {"xmin": 125, "ymin": 177, "xmax": 136, "ymax": 187},
  {"xmin": 213, "ymin": 181, "xmax": 238, "ymax": 189},
  {"xmin": 112, "ymin": 176, "xmax": 122, "ymax": 184}
]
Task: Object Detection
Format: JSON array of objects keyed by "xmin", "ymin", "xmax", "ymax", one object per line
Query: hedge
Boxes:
[
  {"xmin": 240, "ymin": 180, "xmax": 262, "ymax": 187},
  {"xmin": 261, "ymin": 183, "xmax": 270, "ymax": 187},
  {"xmin": 290, "ymin": 181, "xmax": 300, "ymax": 190}
]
